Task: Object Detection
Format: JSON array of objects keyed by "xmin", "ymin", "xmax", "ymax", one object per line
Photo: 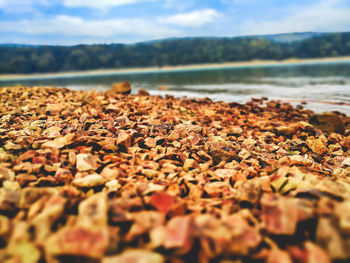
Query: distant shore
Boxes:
[{"xmin": 1, "ymin": 56, "xmax": 350, "ymax": 82}]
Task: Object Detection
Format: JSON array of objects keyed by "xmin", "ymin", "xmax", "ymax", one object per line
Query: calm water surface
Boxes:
[{"xmin": 1, "ymin": 62, "xmax": 350, "ymax": 114}]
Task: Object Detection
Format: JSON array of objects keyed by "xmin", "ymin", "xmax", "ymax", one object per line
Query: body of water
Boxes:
[{"xmin": 1, "ymin": 61, "xmax": 350, "ymax": 115}]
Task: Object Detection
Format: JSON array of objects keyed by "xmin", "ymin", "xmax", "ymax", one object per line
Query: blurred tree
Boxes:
[{"xmin": 1, "ymin": 32, "xmax": 350, "ymax": 74}]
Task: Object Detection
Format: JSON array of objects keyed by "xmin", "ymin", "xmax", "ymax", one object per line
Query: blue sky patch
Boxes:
[{"xmin": 0, "ymin": 0, "xmax": 349, "ymax": 45}]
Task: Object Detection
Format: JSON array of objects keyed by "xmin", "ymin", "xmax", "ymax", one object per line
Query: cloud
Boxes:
[
  {"xmin": 63, "ymin": 0, "xmax": 153, "ymax": 9},
  {"xmin": 162, "ymin": 0, "xmax": 193, "ymax": 11},
  {"xmin": 0, "ymin": 0, "xmax": 154, "ymax": 13},
  {"xmin": 158, "ymin": 9, "xmax": 220, "ymax": 27},
  {"xmin": 0, "ymin": 0, "xmax": 49, "ymax": 13},
  {"xmin": 0, "ymin": 7, "xmax": 222, "ymax": 44},
  {"xmin": 240, "ymin": 0, "xmax": 350, "ymax": 35},
  {"xmin": 1, "ymin": 0, "xmax": 349, "ymax": 44},
  {"xmin": 0, "ymin": 15, "xmax": 180, "ymax": 40}
]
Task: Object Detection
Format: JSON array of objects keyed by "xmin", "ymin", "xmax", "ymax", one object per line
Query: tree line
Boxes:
[{"xmin": 1, "ymin": 32, "xmax": 350, "ymax": 74}]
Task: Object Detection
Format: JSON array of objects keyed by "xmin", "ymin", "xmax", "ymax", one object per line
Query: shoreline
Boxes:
[{"xmin": 1, "ymin": 56, "xmax": 350, "ymax": 81}]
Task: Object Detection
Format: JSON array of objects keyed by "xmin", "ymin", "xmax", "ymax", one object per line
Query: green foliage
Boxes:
[{"xmin": 1, "ymin": 32, "xmax": 350, "ymax": 74}]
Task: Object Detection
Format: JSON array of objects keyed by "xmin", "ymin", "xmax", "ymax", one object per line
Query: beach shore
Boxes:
[
  {"xmin": 1, "ymin": 85, "xmax": 350, "ymax": 262},
  {"xmin": 1, "ymin": 56, "xmax": 350, "ymax": 81}
]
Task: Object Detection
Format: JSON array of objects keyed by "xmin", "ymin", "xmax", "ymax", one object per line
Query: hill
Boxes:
[{"xmin": 0, "ymin": 32, "xmax": 349, "ymax": 74}]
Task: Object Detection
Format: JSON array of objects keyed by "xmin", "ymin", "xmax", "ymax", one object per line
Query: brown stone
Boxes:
[
  {"xmin": 261, "ymin": 193, "xmax": 299, "ymax": 235},
  {"xmin": 316, "ymin": 217, "xmax": 350, "ymax": 259},
  {"xmin": 164, "ymin": 216, "xmax": 193, "ymax": 254},
  {"xmin": 309, "ymin": 113, "xmax": 345, "ymax": 134},
  {"xmin": 306, "ymin": 138, "xmax": 328, "ymax": 155},
  {"xmin": 109, "ymin": 81, "xmax": 131, "ymax": 95},
  {"xmin": 183, "ymin": 158, "xmax": 198, "ymax": 172},
  {"xmin": 205, "ymin": 138, "xmax": 236, "ymax": 164},
  {"xmin": 138, "ymin": 88, "xmax": 149, "ymax": 96}
]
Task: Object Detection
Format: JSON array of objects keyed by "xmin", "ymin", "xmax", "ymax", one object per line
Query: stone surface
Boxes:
[
  {"xmin": 109, "ymin": 81, "xmax": 131, "ymax": 95},
  {"xmin": 309, "ymin": 113, "xmax": 345, "ymax": 134}
]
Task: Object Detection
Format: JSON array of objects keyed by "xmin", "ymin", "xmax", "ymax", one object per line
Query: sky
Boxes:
[{"xmin": 0, "ymin": 0, "xmax": 350, "ymax": 45}]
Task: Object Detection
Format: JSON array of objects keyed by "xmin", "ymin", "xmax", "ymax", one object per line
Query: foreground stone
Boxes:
[{"xmin": 0, "ymin": 85, "xmax": 350, "ymax": 262}]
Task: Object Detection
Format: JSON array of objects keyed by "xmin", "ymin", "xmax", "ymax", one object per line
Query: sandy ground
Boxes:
[{"xmin": 1, "ymin": 56, "xmax": 350, "ymax": 81}]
